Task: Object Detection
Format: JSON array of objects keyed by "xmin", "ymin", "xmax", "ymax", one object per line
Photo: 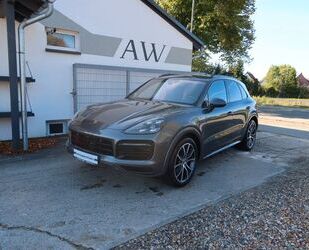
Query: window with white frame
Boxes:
[
  {"xmin": 46, "ymin": 120, "xmax": 69, "ymax": 136},
  {"xmin": 46, "ymin": 27, "xmax": 80, "ymax": 52}
]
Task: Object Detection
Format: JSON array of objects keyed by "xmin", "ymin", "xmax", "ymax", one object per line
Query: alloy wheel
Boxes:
[
  {"xmin": 174, "ymin": 142, "xmax": 196, "ymax": 184},
  {"xmin": 247, "ymin": 120, "xmax": 257, "ymax": 149}
]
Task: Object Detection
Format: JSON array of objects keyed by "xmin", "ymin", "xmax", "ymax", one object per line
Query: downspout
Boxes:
[{"xmin": 18, "ymin": 1, "xmax": 54, "ymax": 151}]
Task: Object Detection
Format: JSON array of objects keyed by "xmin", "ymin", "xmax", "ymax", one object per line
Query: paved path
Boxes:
[
  {"xmin": 259, "ymin": 125, "xmax": 309, "ymax": 140},
  {"xmin": 258, "ymin": 105, "xmax": 309, "ymax": 120},
  {"xmin": 0, "ymin": 105, "xmax": 308, "ymax": 249},
  {"xmin": 1, "ymin": 130, "xmax": 308, "ymax": 249},
  {"xmin": 258, "ymin": 105, "xmax": 309, "ymax": 139}
]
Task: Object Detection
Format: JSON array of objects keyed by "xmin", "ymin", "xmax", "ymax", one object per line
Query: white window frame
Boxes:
[
  {"xmin": 46, "ymin": 27, "xmax": 81, "ymax": 53},
  {"xmin": 46, "ymin": 120, "xmax": 69, "ymax": 136}
]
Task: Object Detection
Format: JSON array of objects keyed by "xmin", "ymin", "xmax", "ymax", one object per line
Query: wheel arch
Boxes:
[
  {"xmin": 163, "ymin": 126, "xmax": 202, "ymax": 174},
  {"xmin": 181, "ymin": 131, "xmax": 201, "ymax": 159},
  {"xmin": 249, "ymin": 114, "xmax": 258, "ymax": 127}
]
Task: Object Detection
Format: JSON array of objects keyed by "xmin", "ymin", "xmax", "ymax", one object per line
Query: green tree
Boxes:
[
  {"xmin": 227, "ymin": 61, "xmax": 262, "ymax": 96},
  {"xmin": 191, "ymin": 50, "xmax": 212, "ymax": 72},
  {"xmin": 264, "ymin": 65, "xmax": 299, "ymax": 97},
  {"xmin": 192, "ymin": 55, "xmax": 263, "ymax": 96},
  {"xmin": 228, "ymin": 60, "xmax": 245, "ymax": 80},
  {"xmin": 298, "ymin": 86, "xmax": 309, "ymax": 98},
  {"xmin": 156, "ymin": 0, "xmax": 255, "ymax": 63}
]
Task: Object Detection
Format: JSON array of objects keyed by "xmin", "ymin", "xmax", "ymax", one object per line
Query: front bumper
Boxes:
[{"xmin": 66, "ymin": 128, "xmax": 172, "ymax": 176}]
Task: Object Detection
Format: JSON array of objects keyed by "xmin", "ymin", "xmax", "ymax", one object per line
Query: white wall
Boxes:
[
  {"xmin": 0, "ymin": 0, "xmax": 193, "ymax": 140},
  {"xmin": 55, "ymin": 0, "xmax": 192, "ymax": 49}
]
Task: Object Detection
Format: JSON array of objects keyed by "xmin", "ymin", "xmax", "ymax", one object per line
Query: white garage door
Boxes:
[{"xmin": 73, "ymin": 64, "xmax": 167, "ymax": 112}]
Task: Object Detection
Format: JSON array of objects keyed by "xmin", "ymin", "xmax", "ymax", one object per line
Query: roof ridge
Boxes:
[{"xmin": 140, "ymin": 0, "xmax": 204, "ymax": 50}]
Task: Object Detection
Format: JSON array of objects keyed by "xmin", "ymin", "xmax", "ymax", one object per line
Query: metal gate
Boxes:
[{"xmin": 73, "ymin": 64, "xmax": 168, "ymax": 112}]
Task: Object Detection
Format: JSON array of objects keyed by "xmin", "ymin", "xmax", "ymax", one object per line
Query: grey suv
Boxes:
[{"xmin": 67, "ymin": 74, "xmax": 258, "ymax": 186}]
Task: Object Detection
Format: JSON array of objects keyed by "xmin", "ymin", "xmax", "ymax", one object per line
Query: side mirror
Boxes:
[
  {"xmin": 209, "ymin": 98, "xmax": 227, "ymax": 108},
  {"xmin": 201, "ymin": 100, "xmax": 209, "ymax": 109}
]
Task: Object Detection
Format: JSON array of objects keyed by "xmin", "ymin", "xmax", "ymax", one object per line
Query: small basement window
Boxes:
[
  {"xmin": 46, "ymin": 27, "xmax": 80, "ymax": 53},
  {"xmin": 46, "ymin": 120, "xmax": 69, "ymax": 136}
]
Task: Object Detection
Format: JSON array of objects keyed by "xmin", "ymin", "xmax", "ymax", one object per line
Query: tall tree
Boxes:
[
  {"xmin": 156, "ymin": 0, "xmax": 255, "ymax": 64},
  {"xmin": 264, "ymin": 65, "xmax": 299, "ymax": 97}
]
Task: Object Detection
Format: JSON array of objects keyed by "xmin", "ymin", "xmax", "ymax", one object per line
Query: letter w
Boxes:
[{"xmin": 141, "ymin": 42, "xmax": 166, "ymax": 62}]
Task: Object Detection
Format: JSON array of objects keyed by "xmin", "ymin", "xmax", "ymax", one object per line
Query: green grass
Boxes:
[{"xmin": 254, "ymin": 96, "xmax": 309, "ymax": 109}]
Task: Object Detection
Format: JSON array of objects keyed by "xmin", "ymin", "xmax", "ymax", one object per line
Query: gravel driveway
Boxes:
[
  {"xmin": 115, "ymin": 157, "xmax": 309, "ymax": 249},
  {"xmin": 115, "ymin": 108, "xmax": 309, "ymax": 249},
  {"xmin": 1, "ymin": 106, "xmax": 308, "ymax": 249}
]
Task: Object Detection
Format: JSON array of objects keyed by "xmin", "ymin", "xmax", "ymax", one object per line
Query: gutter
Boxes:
[{"xmin": 18, "ymin": 1, "xmax": 55, "ymax": 151}]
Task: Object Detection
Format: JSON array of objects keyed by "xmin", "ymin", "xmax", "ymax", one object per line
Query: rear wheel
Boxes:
[
  {"xmin": 238, "ymin": 119, "xmax": 257, "ymax": 151},
  {"xmin": 165, "ymin": 138, "xmax": 197, "ymax": 187}
]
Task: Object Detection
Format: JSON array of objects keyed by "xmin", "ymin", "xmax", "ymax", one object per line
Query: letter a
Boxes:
[{"xmin": 120, "ymin": 40, "xmax": 138, "ymax": 60}]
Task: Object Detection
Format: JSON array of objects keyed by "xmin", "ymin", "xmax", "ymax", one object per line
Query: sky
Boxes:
[{"xmin": 245, "ymin": 0, "xmax": 309, "ymax": 80}]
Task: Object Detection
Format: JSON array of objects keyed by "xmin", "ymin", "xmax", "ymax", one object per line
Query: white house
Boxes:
[{"xmin": 0, "ymin": 0, "xmax": 203, "ymax": 141}]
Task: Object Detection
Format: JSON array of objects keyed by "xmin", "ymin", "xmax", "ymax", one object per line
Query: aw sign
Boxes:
[{"xmin": 119, "ymin": 39, "xmax": 168, "ymax": 63}]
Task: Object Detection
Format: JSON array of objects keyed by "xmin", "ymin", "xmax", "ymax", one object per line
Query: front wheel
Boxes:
[
  {"xmin": 238, "ymin": 119, "xmax": 257, "ymax": 151},
  {"xmin": 165, "ymin": 138, "xmax": 198, "ymax": 187}
]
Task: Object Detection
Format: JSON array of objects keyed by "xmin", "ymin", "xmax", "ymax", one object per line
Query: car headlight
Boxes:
[{"xmin": 125, "ymin": 117, "xmax": 165, "ymax": 134}]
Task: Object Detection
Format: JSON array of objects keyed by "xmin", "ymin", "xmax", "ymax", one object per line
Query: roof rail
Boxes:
[
  {"xmin": 158, "ymin": 72, "xmax": 214, "ymax": 78},
  {"xmin": 159, "ymin": 73, "xmax": 176, "ymax": 77},
  {"xmin": 190, "ymin": 72, "xmax": 213, "ymax": 77}
]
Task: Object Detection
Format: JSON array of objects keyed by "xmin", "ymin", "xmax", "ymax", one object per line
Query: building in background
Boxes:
[
  {"xmin": 0, "ymin": 0, "xmax": 203, "ymax": 141},
  {"xmin": 297, "ymin": 73, "xmax": 309, "ymax": 89}
]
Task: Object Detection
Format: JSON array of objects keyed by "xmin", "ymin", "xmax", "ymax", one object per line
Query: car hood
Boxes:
[{"xmin": 70, "ymin": 99, "xmax": 187, "ymax": 133}]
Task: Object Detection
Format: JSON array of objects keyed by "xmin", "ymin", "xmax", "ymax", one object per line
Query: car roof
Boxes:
[{"xmin": 157, "ymin": 73, "xmax": 237, "ymax": 81}]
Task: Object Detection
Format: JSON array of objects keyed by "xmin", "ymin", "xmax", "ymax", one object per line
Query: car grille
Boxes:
[
  {"xmin": 70, "ymin": 130, "xmax": 114, "ymax": 156},
  {"xmin": 116, "ymin": 140, "xmax": 154, "ymax": 160}
]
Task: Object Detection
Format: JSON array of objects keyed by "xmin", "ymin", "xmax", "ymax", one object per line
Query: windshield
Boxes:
[{"xmin": 128, "ymin": 78, "xmax": 206, "ymax": 105}]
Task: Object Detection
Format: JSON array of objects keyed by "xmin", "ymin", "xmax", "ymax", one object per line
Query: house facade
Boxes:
[
  {"xmin": 0, "ymin": 0, "xmax": 203, "ymax": 141},
  {"xmin": 297, "ymin": 73, "xmax": 309, "ymax": 89}
]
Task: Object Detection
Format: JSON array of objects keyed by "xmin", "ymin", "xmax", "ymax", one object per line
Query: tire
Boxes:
[
  {"xmin": 238, "ymin": 119, "xmax": 257, "ymax": 151},
  {"xmin": 165, "ymin": 138, "xmax": 198, "ymax": 187}
]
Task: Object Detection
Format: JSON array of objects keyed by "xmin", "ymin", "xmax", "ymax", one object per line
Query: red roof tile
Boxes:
[{"xmin": 297, "ymin": 73, "xmax": 309, "ymax": 88}]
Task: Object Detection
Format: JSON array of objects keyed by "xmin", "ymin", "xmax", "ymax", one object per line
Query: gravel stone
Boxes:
[{"xmin": 114, "ymin": 158, "xmax": 309, "ymax": 249}]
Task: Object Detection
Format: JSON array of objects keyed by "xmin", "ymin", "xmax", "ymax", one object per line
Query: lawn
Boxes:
[{"xmin": 254, "ymin": 96, "xmax": 309, "ymax": 109}]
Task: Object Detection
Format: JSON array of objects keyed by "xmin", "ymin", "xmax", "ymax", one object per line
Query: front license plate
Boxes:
[{"xmin": 73, "ymin": 148, "xmax": 99, "ymax": 165}]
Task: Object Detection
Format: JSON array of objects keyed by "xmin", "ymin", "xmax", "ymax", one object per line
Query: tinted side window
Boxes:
[
  {"xmin": 207, "ymin": 80, "xmax": 227, "ymax": 102},
  {"xmin": 238, "ymin": 83, "xmax": 248, "ymax": 99},
  {"xmin": 226, "ymin": 80, "xmax": 242, "ymax": 102}
]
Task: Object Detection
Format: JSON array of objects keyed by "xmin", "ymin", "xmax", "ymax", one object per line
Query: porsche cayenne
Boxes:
[{"xmin": 67, "ymin": 74, "xmax": 258, "ymax": 186}]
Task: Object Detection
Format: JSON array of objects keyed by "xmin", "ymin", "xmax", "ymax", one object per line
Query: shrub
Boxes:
[
  {"xmin": 298, "ymin": 87, "xmax": 309, "ymax": 98},
  {"xmin": 265, "ymin": 87, "xmax": 278, "ymax": 97}
]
